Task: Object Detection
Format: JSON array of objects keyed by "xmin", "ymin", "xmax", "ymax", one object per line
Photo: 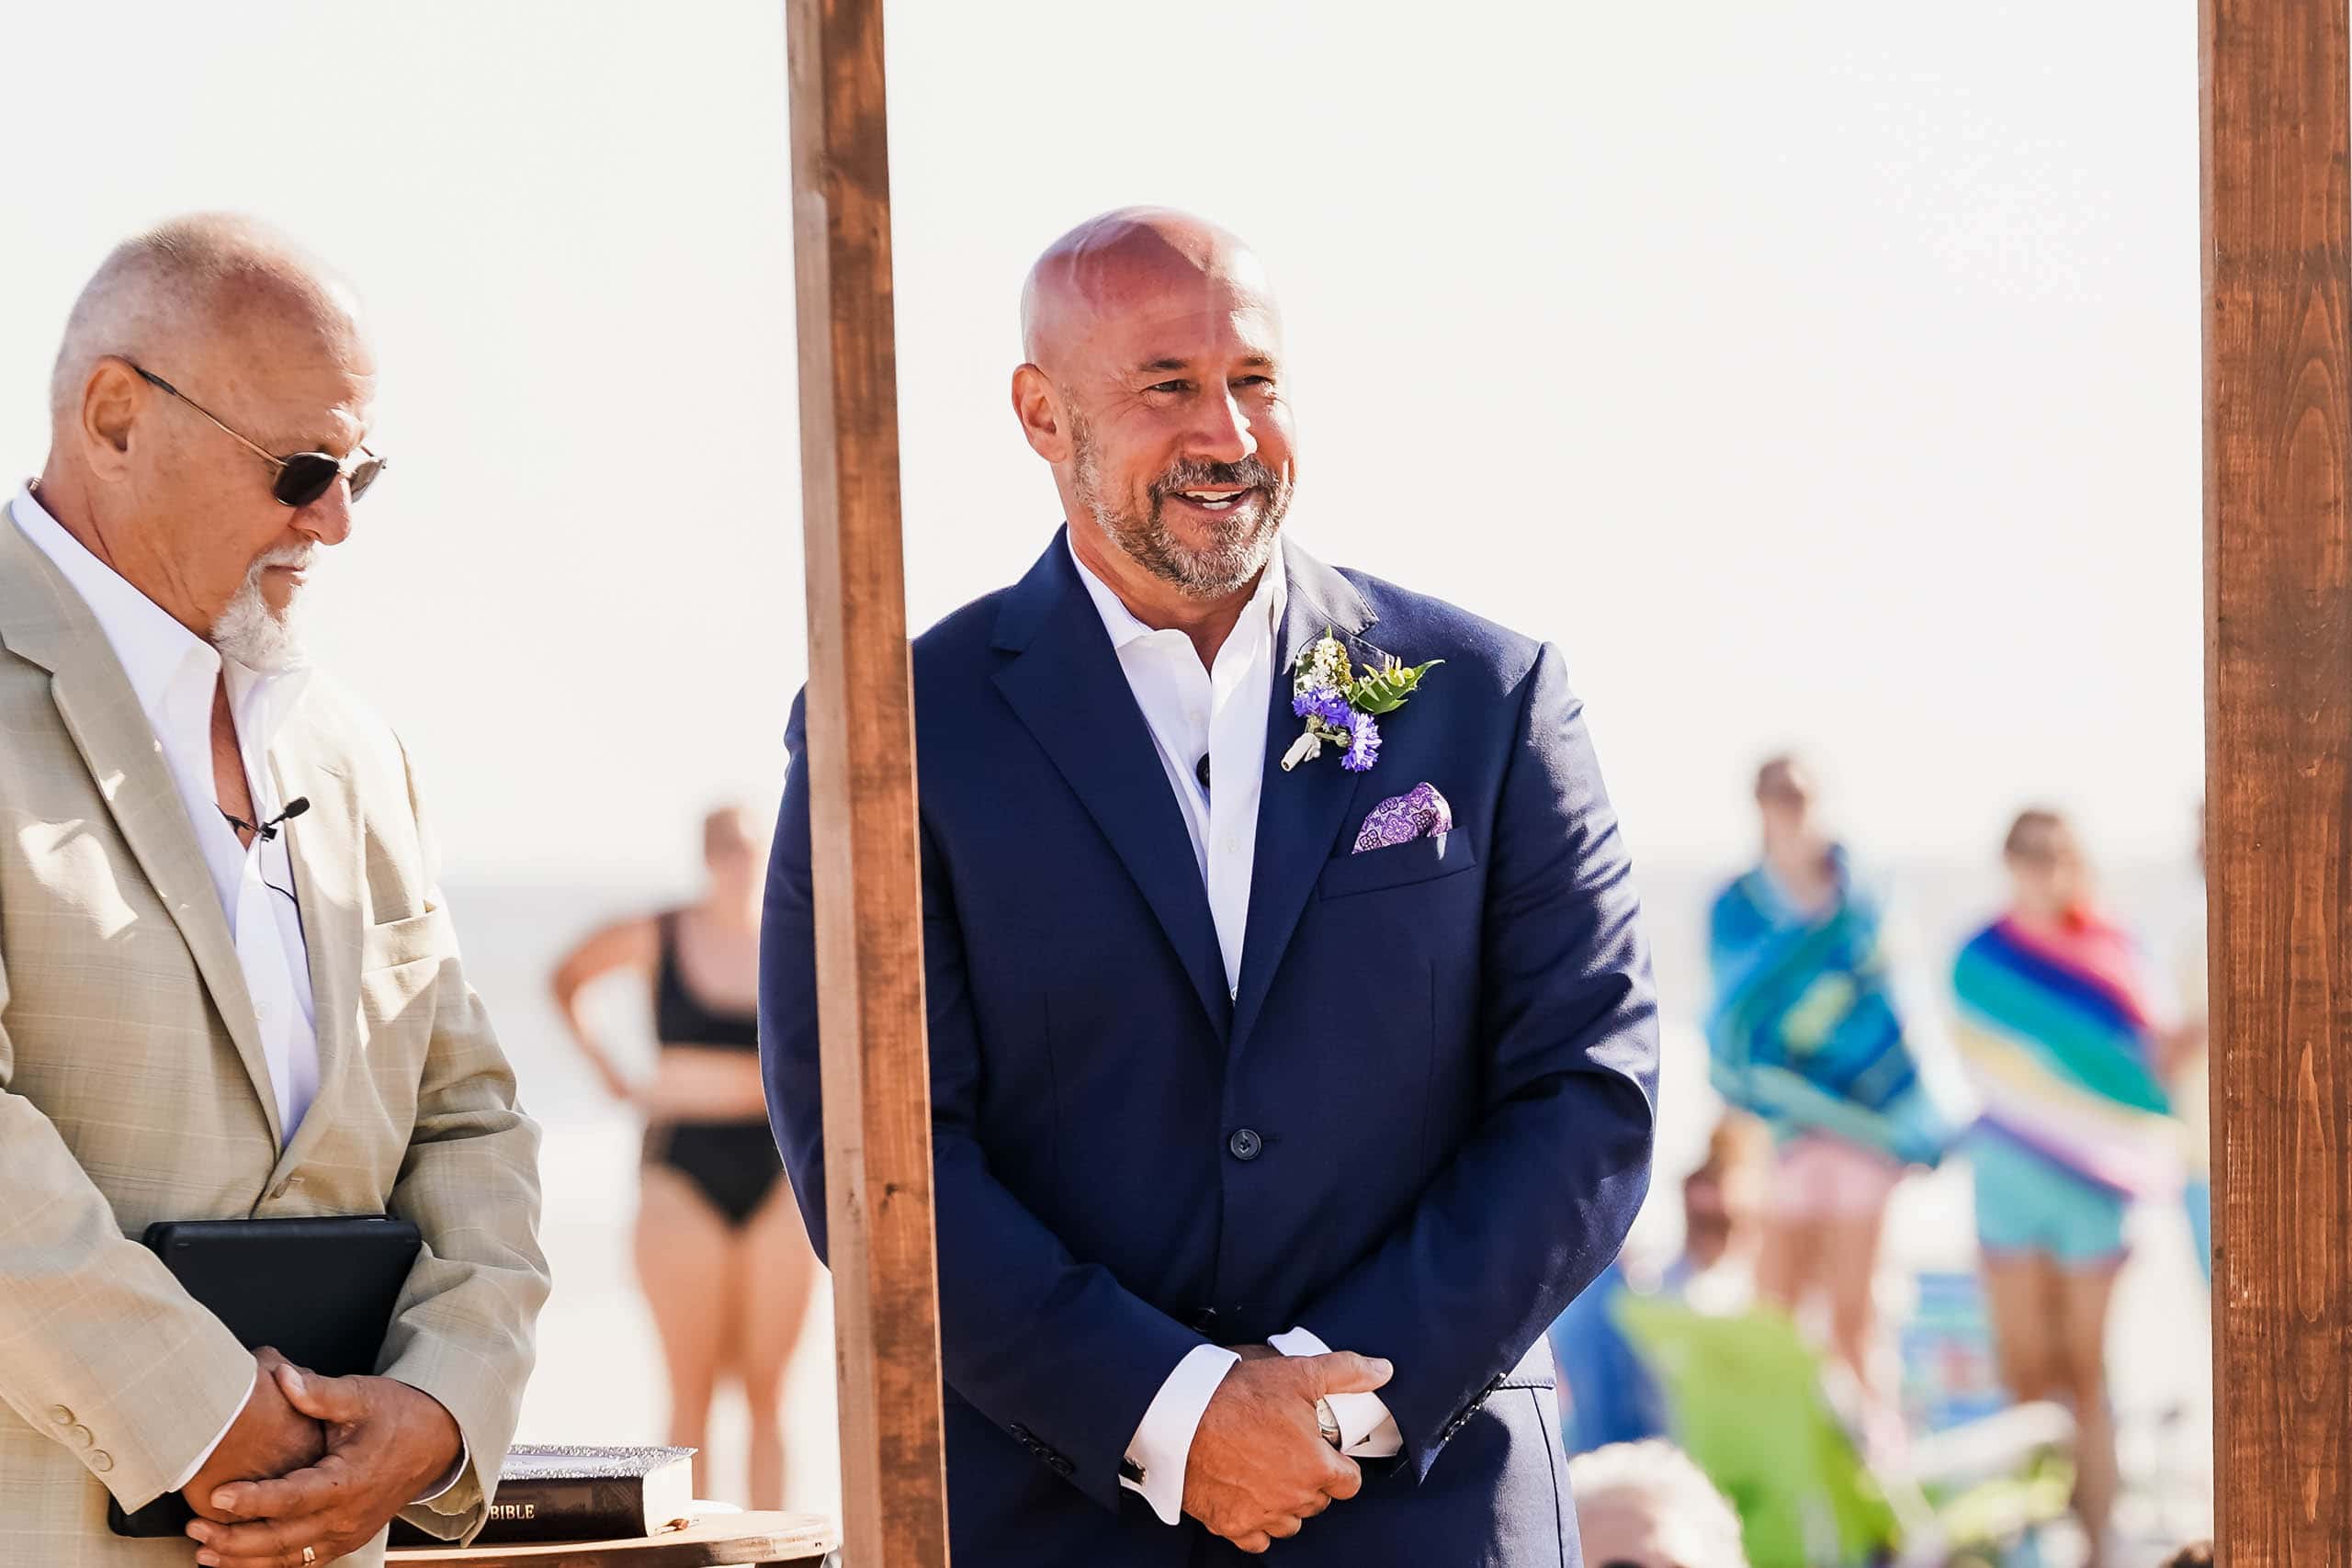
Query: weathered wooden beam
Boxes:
[
  {"xmin": 783, "ymin": 0, "xmax": 950, "ymax": 1562},
  {"xmin": 2201, "ymin": 0, "xmax": 2352, "ymax": 1562}
]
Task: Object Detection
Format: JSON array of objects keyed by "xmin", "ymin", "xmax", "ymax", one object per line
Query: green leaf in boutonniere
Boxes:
[{"xmin": 1345, "ymin": 656, "xmax": 1444, "ymax": 716}]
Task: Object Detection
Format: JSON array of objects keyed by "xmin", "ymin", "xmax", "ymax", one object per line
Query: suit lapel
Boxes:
[
  {"xmin": 267, "ymin": 724, "xmax": 360, "ymax": 1179},
  {"xmin": 991, "ymin": 535, "xmax": 1232, "ymax": 1036},
  {"xmin": 1228, "ymin": 540, "xmax": 1385, "ymax": 1055},
  {"xmin": 0, "ymin": 502, "xmax": 284, "ymax": 1145}
]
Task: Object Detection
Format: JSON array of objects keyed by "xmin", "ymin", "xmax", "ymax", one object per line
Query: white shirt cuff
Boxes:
[
  {"xmin": 415, "ymin": 1437, "xmax": 469, "ymax": 1505},
  {"xmin": 1120, "ymin": 1343, "xmax": 1239, "ymax": 1525},
  {"xmin": 169, "ymin": 1369, "xmax": 259, "ymax": 1492},
  {"xmin": 1269, "ymin": 1326, "xmax": 1402, "ymax": 1457}
]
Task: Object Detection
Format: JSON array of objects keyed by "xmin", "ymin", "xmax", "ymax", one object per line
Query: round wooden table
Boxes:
[{"xmin": 387, "ymin": 1512, "xmax": 840, "ymax": 1567}]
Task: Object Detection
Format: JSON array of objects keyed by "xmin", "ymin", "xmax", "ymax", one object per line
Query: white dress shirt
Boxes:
[
  {"xmin": 16, "ymin": 485, "xmax": 461, "ymax": 1501},
  {"xmin": 1067, "ymin": 537, "xmax": 1402, "ymax": 1527},
  {"xmin": 16, "ymin": 487, "xmax": 319, "ymax": 1134}
]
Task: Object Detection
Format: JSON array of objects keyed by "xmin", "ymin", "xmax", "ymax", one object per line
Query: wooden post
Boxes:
[
  {"xmin": 2202, "ymin": 1, "xmax": 2352, "ymax": 1562},
  {"xmin": 784, "ymin": 0, "xmax": 951, "ymax": 1563}
]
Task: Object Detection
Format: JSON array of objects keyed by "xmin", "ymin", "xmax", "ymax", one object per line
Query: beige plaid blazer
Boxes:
[{"xmin": 0, "ymin": 501, "xmax": 550, "ymax": 1565}]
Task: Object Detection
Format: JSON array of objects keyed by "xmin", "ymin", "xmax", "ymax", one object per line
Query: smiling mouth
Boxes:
[{"xmin": 1168, "ymin": 487, "xmax": 1261, "ymax": 513}]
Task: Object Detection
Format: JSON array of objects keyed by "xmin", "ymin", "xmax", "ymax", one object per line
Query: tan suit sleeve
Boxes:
[
  {"xmin": 376, "ymin": 742, "xmax": 551, "ymax": 1545},
  {"xmin": 0, "ymin": 950, "xmax": 256, "ymax": 1511}
]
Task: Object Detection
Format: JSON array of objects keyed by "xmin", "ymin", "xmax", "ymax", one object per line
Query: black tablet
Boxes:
[{"xmin": 107, "ymin": 1215, "xmax": 423, "ymax": 1539}]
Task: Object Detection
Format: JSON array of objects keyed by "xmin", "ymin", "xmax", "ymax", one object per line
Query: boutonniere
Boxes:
[{"xmin": 1282, "ymin": 631, "xmax": 1442, "ymax": 773}]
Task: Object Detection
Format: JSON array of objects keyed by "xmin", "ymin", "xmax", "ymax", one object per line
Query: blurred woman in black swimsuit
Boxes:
[{"xmin": 551, "ymin": 805, "xmax": 816, "ymax": 1507}]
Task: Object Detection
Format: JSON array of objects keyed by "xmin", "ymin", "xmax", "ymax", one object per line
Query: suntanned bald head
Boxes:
[
  {"xmin": 1011, "ymin": 209, "xmax": 1297, "ymax": 653},
  {"xmin": 1019, "ymin": 207, "xmax": 1277, "ymax": 369},
  {"xmin": 35, "ymin": 214, "xmax": 378, "ymax": 667}
]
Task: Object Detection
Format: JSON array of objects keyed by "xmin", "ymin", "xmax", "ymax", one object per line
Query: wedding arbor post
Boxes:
[
  {"xmin": 783, "ymin": 0, "xmax": 952, "ymax": 1563},
  {"xmin": 2202, "ymin": 0, "xmax": 2352, "ymax": 1562}
]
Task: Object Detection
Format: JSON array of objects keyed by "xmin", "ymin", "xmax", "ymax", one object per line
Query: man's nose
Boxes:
[
  {"xmin": 1190, "ymin": 389, "xmax": 1259, "ymax": 466},
  {"xmin": 296, "ymin": 479, "xmax": 356, "ymax": 545}
]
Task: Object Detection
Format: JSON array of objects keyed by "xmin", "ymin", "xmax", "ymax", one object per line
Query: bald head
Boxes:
[
  {"xmin": 49, "ymin": 213, "xmax": 365, "ymax": 421},
  {"xmin": 1020, "ymin": 207, "xmax": 1276, "ymax": 369},
  {"xmin": 1011, "ymin": 209, "xmax": 1296, "ymax": 615}
]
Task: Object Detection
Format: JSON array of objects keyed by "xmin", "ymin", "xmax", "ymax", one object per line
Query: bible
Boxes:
[{"xmin": 388, "ymin": 1445, "xmax": 695, "ymax": 1546}]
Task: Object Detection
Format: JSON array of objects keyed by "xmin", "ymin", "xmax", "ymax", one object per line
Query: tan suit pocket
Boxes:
[
  {"xmin": 357, "ymin": 910, "xmax": 447, "ymax": 1066},
  {"xmin": 361, "ymin": 907, "xmax": 453, "ymax": 973}
]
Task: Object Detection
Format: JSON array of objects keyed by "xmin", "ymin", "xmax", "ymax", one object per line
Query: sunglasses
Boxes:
[{"xmin": 130, "ymin": 363, "xmax": 385, "ymax": 508}]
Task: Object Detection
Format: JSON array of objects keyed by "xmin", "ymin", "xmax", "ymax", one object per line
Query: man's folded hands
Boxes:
[
  {"xmin": 185, "ymin": 1358, "xmax": 462, "ymax": 1568},
  {"xmin": 1182, "ymin": 1346, "xmax": 1393, "ymax": 1554}
]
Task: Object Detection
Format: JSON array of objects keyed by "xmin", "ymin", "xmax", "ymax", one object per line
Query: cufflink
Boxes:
[{"xmin": 1315, "ymin": 1396, "xmax": 1341, "ymax": 1449}]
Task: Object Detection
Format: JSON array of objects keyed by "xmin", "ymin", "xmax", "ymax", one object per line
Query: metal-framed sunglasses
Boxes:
[{"xmin": 129, "ymin": 363, "xmax": 386, "ymax": 508}]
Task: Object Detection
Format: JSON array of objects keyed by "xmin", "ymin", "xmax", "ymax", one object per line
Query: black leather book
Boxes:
[
  {"xmin": 107, "ymin": 1215, "xmax": 424, "ymax": 1538},
  {"xmin": 388, "ymin": 1445, "xmax": 696, "ymax": 1546}
]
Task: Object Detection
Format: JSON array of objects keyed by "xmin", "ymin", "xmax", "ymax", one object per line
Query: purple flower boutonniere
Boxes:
[{"xmin": 1281, "ymin": 631, "xmax": 1442, "ymax": 774}]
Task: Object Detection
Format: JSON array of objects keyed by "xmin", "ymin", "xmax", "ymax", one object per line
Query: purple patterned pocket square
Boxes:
[{"xmin": 1352, "ymin": 782, "xmax": 1453, "ymax": 853}]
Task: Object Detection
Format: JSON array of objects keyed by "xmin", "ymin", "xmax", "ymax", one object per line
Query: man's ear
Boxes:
[
  {"xmin": 79, "ymin": 358, "xmax": 145, "ymax": 478},
  {"xmin": 1011, "ymin": 364, "xmax": 1071, "ymax": 464}
]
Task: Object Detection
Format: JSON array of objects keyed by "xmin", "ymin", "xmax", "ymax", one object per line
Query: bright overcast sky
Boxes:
[{"xmin": 0, "ymin": 1, "xmax": 2200, "ymax": 886}]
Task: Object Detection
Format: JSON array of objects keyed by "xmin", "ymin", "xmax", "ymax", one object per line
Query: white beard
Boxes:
[{"xmin": 209, "ymin": 547, "xmax": 312, "ymax": 673}]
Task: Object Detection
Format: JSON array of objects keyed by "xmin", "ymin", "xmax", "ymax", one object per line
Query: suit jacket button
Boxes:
[
  {"xmin": 89, "ymin": 1450, "xmax": 113, "ymax": 1473},
  {"xmin": 69, "ymin": 1425, "xmax": 93, "ymax": 1449},
  {"xmin": 1227, "ymin": 1128, "xmax": 1263, "ymax": 1161},
  {"xmin": 1187, "ymin": 1307, "xmax": 1221, "ymax": 1334},
  {"xmin": 47, "ymin": 1406, "xmax": 72, "ymax": 1427}
]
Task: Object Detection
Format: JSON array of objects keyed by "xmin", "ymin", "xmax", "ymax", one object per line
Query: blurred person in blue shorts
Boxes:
[{"xmin": 1952, "ymin": 809, "xmax": 2183, "ymax": 1568}]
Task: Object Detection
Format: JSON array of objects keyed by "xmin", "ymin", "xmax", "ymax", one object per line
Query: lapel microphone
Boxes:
[{"xmin": 220, "ymin": 796, "xmax": 311, "ymax": 843}]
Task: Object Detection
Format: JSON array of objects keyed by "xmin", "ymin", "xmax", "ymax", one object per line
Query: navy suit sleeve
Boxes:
[
  {"xmin": 761, "ymin": 691, "xmax": 1203, "ymax": 1511},
  {"xmin": 1285, "ymin": 642, "xmax": 1659, "ymax": 1480}
]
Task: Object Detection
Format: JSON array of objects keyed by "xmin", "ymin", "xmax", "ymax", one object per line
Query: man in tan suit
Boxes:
[{"xmin": 0, "ymin": 215, "xmax": 549, "ymax": 1566}]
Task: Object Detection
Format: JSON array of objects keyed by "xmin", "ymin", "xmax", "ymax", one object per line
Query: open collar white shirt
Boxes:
[
  {"xmin": 1066, "ymin": 531, "xmax": 1401, "ymax": 1527},
  {"xmin": 1066, "ymin": 531, "xmax": 1283, "ymax": 996},
  {"xmin": 14, "ymin": 484, "xmax": 319, "ymax": 1138}
]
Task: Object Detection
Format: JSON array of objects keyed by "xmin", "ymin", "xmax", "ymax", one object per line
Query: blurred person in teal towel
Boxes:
[
  {"xmin": 1951, "ymin": 807, "xmax": 2183, "ymax": 1568},
  {"xmin": 1705, "ymin": 757, "xmax": 1972, "ymax": 1450}
]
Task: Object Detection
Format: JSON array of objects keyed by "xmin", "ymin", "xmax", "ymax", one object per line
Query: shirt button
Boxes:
[{"xmin": 1227, "ymin": 1128, "xmax": 1263, "ymax": 1161}]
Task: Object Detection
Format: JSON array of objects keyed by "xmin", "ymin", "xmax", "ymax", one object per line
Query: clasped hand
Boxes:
[
  {"xmin": 1182, "ymin": 1345, "xmax": 1393, "ymax": 1553},
  {"xmin": 181, "ymin": 1348, "xmax": 462, "ymax": 1568}
]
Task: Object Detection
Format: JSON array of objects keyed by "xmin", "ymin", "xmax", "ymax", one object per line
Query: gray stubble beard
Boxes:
[{"xmin": 1069, "ymin": 408, "xmax": 1290, "ymax": 601}]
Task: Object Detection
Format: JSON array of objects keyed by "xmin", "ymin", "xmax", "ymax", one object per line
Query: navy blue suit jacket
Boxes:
[{"xmin": 763, "ymin": 533, "xmax": 1658, "ymax": 1566}]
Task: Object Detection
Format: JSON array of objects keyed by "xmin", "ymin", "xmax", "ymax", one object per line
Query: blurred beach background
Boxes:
[
  {"xmin": 459, "ymin": 854, "xmax": 2214, "ymax": 1536},
  {"xmin": 1, "ymin": 0, "xmax": 2210, "ymax": 1551}
]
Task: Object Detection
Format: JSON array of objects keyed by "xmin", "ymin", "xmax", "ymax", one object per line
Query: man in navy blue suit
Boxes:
[{"xmin": 763, "ymin": 209, "xmax": 1658, "ymax": 1564}]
